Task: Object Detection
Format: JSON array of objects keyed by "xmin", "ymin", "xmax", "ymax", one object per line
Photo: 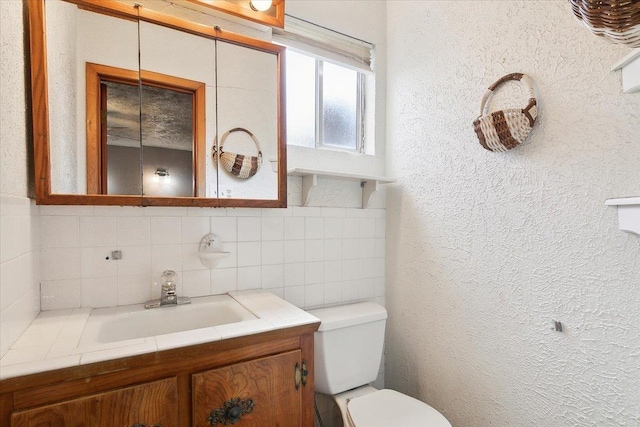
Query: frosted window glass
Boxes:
[
  {"xmin": 286, "ymin": 51, "xmax": 316, "ymax": 148},
  {"xmin": 322, "ymin": 62, "xmax": 357, "ymax": 149}
]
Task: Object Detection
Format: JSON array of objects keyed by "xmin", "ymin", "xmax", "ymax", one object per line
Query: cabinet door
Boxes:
[
  {"xmin": 11, "ymin": 377, "xmax": 178, "ymax": 427},
  {"xmin": 192, "ymin": 350, "xmax": 302, "ymax": 427}
]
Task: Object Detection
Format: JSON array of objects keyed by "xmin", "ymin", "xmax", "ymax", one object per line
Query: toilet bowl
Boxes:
[
  {"xmin": 309, "ymin": 303, "xmax": 452, "ymax": 427},
  {"xmin": 333, "ymin": 386, "xmax": 451, "ymax": 427}
]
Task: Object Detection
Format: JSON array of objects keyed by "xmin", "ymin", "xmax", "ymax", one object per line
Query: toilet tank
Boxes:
[{"xmin": 308, "ymin": 302, "xmax": 387, "ymax": 395}]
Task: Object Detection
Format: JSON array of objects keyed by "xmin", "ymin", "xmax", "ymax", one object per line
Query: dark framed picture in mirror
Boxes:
[{"xmin": 85, "ymin": 63, "xmax": 206, "ymax": 198}]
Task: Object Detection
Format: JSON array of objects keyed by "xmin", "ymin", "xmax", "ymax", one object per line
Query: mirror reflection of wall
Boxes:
[
  {"xmin": 216, "ymin": 41, "xmax": 278, "ymax": 200},
  {"xmin": 46, "ymin": 0, "xmax": 140, "ymax": 194}
]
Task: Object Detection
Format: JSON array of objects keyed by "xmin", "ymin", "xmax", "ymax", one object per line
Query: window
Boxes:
[
  {"xmin": 286, "ymin": 50, "xmax": 364, "ymax": 152},
  {"xmin": 274, "ymin": 16, "xmax": 373, "ymax": 153}
]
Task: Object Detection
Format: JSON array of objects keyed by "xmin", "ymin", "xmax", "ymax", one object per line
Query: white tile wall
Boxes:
[
  {"xmin": 32, "ymin": 202, "xmax": 387, "ymax": 427},
  {"xmin": 38, "ymin": 206, "xmax": 386, "ymax": 311},
  {"xmin": 0, "ymin": 195, "xmax": 41, "ymax": 357}
]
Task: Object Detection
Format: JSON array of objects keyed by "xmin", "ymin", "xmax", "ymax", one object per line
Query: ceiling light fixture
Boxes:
[{"xmin": 249, "ymin": 0, "xmax": 272, "ymax": 12}]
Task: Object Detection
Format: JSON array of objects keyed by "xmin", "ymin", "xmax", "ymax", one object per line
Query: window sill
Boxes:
[{"xmin": 287, "ymin": 168, "xmax": 395, "ymax": 208}]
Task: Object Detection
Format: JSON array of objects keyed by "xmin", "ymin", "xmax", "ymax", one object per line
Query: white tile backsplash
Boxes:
[
  {"xmin": 284, "ymin": 285, "xmax": 305, "ymax": 307},
  {"xmin": 305, "ymin": 240, "xmax": 325, "ymax": 262},
  {"xmin": 324, "ymin": 260, "xmax": 343, "ymax": 283},
  {"xmin": 305, "ymin": 217, "xmax": 325, "ymax": 240},
  {"xmin": 237, "ymin": 217, "xmax": 261, "ymax": 242},
  {"xmin": 305, "ymin": 284, "xmax": 324, "ymax": 308},
  {"xmin": 237, "ymin": 266, "xmax": 261, "ymax": 291},
  {"xmin": 79, "ymin": 216, "xmax": 116, "ymax": 247},
  {"xmin": 80, "ymin": 247, "xmax": 117, "ymax": 279},
  {"xmin": 181, "ymin": 217, "xmax": 210, "ymax": 244},
  {"xmin": 81, "ymin": 277, "xmax": 117, "ymax": 308},
  {"xmin": 182, "ymin": 270, "xmax": 212, "ymax": 297},
  {"xmin": 211, "ymin": 268, "xmax": 237, "ymax": 294},
  {"xmin": 40, "ymin": 216, "xmax": 79, "ymax": 248},
  {"xmin": 1, "ymin": 215, "xmax": 29, "ymax": 263},
  {"xmin": 324, "ymin": 239, "xmax": 343, "ymax": 261},
  {"xmin": 182, "ymin": 243, "xmax": 208, "ymax": 271},
  {"xmin": 0, "ymin": 197, "xmax": 40, "ymax": 358},
  {"xmin": 41, "ymin": 279, "xmax": 81, "ymax": 311},
  {"xmin": 305, "ymin": 262, "xmax": 324, "ymax": 285},
  {"xmin": 284, "ymin": 240, "xmax": 305, "ymax": 263},
  {"xmin": 284, "ymin": 217, "xmax": 305, "ymax": 240},
  {"xmin": 284, "ymin": 262, "xmax": 305, "ymax": 287},
  {"xmin": 116, "ymin": 217, "xmax": 150, "ymax": 246},
  {"xmin": 41, "ymin": 247, "xmax": 81, "ymax": 281},
  {"xmin": 238, "ymin": 241, "xmax": 261, "ymax": 267},
  {"xmin": 32, "ymin": 206, "xmax": 385, "ymax": 311},
  {"xmin": 342, "ymin": 218, "xmax": 361, "ymax": 239},
  {"xmin": 324, "ymin": 217, "xmax": 343, "ymax": 239},
  {"xmin": 261, "ymin": 264, "xmax": 284, "ymax": 289},
  {"xmin": 261, "ymin": 217, "xmax": 284, "ymax": 241},
  {"xmin": 150, "ymin": 244, "xmax": 182, "ymax": 276},
  {"xmin": 261, "ymin": 240, "xmax": 284, "ymax": 265},
  {"xmin": 117, "ymin": 274, "xmax": 151, "ymax": 306},
  {"xmin": 211, "ymin": 217, "xmax": 237, "ymax": 242},
  {"xmin": 1, "ymin": 254, "xmax": 35, "ymax": 312},
  {"xmin": 150, "ymin": 217, "xmax": 182, "ymax": 245},
  {"xmin": 116, "ymin": 245, "xmax": 151, "ymax": 277}
]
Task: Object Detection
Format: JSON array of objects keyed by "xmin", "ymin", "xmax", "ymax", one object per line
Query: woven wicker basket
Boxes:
[
  {"xmin": 214, "ymin": 128, "xmax": 262, "ymax": 179},
  {"xmin": 473, "ymin": 73, "xmax": 538, "ymax": 152},
  {"xmin": 569, "ymin": 0, "xmax": 640, "ymax": 48}
]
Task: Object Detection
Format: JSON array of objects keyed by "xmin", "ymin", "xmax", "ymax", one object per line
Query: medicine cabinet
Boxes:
[{"xmin": 28, "ymin": 0, "xmax": 286, "ymax": 207}]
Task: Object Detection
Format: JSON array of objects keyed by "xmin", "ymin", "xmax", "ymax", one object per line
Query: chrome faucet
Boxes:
[{"xmin": 144, "ymin": 270, "xmax": 191, "ymax": 309}]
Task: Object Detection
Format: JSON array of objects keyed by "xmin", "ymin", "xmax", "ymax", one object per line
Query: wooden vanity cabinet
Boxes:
[
  {"xmin": 11, "ymin": 378, "xmax": 178, "ymax": 427},
  {"xmin": 0, "ymin": 323, "xmax": 319, "ymax": 427},
  {"xmin": 193, "ymin": 350, "xmax": 303, "ymax": 426}
]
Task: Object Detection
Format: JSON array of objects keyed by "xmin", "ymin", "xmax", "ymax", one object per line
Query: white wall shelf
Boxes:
[
  {"xmin": 288, "ymin": 168, "xmax": 396, "ymax": 208},
  {"xmin": 611, "ymin": 49, "xmax": 640, "ymax": 94},
  {"xmin": 606, "ymin": 197, "xmax": 640, "ymax": 236}
]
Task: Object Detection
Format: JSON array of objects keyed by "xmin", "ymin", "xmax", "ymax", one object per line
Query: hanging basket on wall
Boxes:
[
  {"xmin": 472, "ymin": 73, "xmax": 538, "ymax": 153},
  {"xmin": 569, "ymin": 0, "xmax": 640, "ymax": 48}
]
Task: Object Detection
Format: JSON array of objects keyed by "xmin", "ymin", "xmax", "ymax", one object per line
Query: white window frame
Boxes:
[
  {"xmin": 313, "ymin": 58, "xmax": 366, "ymax": 153},
  {"xmin": 274, "ymin": 15, "xmax": 373, "ymax": 154}
]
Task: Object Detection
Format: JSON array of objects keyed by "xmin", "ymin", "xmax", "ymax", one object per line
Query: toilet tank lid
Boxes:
[{"xmin": 308, "ymin": 302, "xmax": 387, "ymax": 332}]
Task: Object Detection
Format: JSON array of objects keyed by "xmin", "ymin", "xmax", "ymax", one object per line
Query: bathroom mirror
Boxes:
[{"xmin": 28, "ymin": 0, "xmax": 286, "ymax": 207}]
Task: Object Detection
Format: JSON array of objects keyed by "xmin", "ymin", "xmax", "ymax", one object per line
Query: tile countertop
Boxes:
[{"xmin": 0, "ymin": 290, "xmax": 320, "ymax": 380}]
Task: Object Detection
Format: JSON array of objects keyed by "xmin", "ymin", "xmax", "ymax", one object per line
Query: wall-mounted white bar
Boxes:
[
  {"xmin": 288, "ymin": 168, "xmax": 396, "ymax": 208},
  {"xmin": 611, "ymin": 49, "xmax": 640, "ymax": 94},
  {"xmin": 605, "ymin": 197, "xmax": 640, "ymax": 236}
]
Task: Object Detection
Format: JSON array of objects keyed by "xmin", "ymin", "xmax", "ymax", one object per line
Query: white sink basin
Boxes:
[{"xmin": 79, "ymin": 295, "xmax": 257, "ymax": 345}]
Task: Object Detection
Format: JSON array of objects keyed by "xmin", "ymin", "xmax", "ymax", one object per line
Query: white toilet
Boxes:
[{"xmin": 309, "ymin": 302, "xmax": 452, "ymax": 427}]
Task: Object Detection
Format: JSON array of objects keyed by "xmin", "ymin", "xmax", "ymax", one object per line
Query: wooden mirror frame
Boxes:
[{"xmin": 27, "ymin": 0, "xmax": 287, "ymax": 208}]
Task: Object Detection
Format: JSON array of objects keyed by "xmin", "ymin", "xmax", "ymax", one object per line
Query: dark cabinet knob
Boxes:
[
  {"xmin": 131, "ymin": 424, "xmax": 161, "ymax": 427},
  {"xmin": 207, "ymin": 397, "xmax": 255, "ymax": 425}
]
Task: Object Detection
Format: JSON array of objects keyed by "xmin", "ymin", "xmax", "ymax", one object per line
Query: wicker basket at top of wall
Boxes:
[{"xmin": 569, "ymin": 0, "xmax": 640, "ymax": 48}]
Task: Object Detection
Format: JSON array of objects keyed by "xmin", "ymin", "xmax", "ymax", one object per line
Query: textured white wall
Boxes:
[
  {"xmin": 385, "ymin": 1, "xmax": 640, "ymax": 426},
  {"xmin": 1, "ymin": 0, "xmax": 31, "ymax": 198},
  {"xmin": 45, "ymin": 0, "xmax": 79, "ymax": 194},
  {"xmin": 0, "ymin": 0, "xmax": 41, "ymax": 357}
]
